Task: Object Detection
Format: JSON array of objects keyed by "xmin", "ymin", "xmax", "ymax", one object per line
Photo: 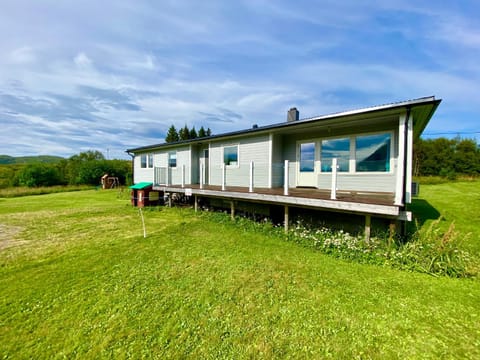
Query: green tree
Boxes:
[
  {"xmin": 165, "ymin": 125, "xmax": 179, "ymax": 143},
  {"xmin": 65, "ymin": 150, "xmax": 106, "ymax": 185},
  {"xmin": 189, "ymin": 126, "xmax": 197, "ymax": 139},
  {"xmin": 15, "ymin": 164, "xmax": 61, "ymax": 187},
  {"xmin": 179, "ymin": 125, "xmax": 190, "ymax": 140},
  {"xmin": 198, "ymin": 126, "xmax": 206, "ymax": 138},
  {"xmin": 454, "ymin": 138, "xmax": 480, "ymax": 175}
]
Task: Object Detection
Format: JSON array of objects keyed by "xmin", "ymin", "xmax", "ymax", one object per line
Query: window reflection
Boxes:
[
  {"xmin": 356, "ymin": 134, "xmax": 390, "ymax": 172},
  {"xmin": 300, "ymin": 142, "xmax": 315, "ymax": 172},
  {"xmin": 224, "ymin": 145, "xmax": 238, "ymax": 166},
  {"xmin": 321, "ymin": 138, "xmax": 349, "ymax": 172}
]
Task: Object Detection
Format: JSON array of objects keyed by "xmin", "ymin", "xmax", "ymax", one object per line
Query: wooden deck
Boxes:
[{"xmin": 153, "ymin": 183, "xmax": 406, "ymax": 219}]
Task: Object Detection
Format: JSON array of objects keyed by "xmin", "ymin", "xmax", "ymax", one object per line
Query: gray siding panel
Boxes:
[
  {"xmin": 133, "ymin": 155, "xmax": 153, "ymax": 183},
  {"xmin": 318, "ymin": 174, "xmax": 396, "ymax": 192},
  {"xmin": 271, "ymin": 134, "xmax": 284, "ymax": 187},
  {"xmin": 208, "ymin": 135, "xmax": 270, "ymax": 187}
]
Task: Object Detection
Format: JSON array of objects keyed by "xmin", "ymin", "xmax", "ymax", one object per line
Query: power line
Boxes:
[{"xmin": 423, "ymin": 131, "xmax": 480, "ymax": 136}]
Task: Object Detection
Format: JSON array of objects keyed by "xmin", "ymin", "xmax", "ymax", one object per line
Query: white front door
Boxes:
[{"xmin": 297, "ymin": 142, "xmax": 316, "ymax": 187}]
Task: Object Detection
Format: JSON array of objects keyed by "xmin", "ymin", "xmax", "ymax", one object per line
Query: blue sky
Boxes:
[{"xmin": 1, "ymin": 0, "xmax": 479, "ymax": 159}]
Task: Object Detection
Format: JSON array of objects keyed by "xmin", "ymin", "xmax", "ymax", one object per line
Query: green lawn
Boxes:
[
  {"xmin": 410, "ymin": 179, "xmax": 480, "ymax": 255},
  {"xmin": 1, "ymin": 186, "xmax": 480, "ymax": 358}
]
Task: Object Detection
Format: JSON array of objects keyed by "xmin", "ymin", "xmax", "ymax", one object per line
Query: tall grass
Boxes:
[{"xmin": 0, "ymin": 185, "xmax": 100, "ymax": 198}]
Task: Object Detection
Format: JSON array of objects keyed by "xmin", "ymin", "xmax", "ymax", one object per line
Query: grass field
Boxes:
[{"xmin": 1, "ymin": 183, "xmax": 479, "ymax": 358}]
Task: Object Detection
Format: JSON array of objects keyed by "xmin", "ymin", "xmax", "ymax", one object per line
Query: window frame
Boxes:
[
  {"xmin": 354, "ymin": 131, "xmax": 393, "ymax": 174},
  {"xmin": 168, "ymin": 151, "xmax": 177, "ymax": 168},
  {"xmin": 223, "ymin": 144, "xmax": 239, "ymax": 168},
  {"xmin": 320, "ymin": 136, "xmax": 351, "ymax": 173},
  {"xmin": 317, "ymin": 131, "xmax": 393, "ymax": 174},
  {"xmin": 148, "ymin": 153, "xmax": 154, "ymax": 168},
  {"xmin": 299, "ymin": 141, "xmax": 316, "ymax": 173},
  {"xmin": 140, "ymin": 154, "xmax": 147, "ymax": 168}
]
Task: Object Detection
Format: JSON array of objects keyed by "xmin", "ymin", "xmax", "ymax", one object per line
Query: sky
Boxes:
[{"xmin": 1, "ymin": 0, "xmax": 479, "ymax": 159}]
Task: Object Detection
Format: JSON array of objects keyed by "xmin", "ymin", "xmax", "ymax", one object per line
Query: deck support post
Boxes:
[
  {"xmin": 168, "ymin": 193, "xmax": 172, "ymax": 207},
  {"xmin": 284, "ymin": 205, "xmax": 289, "ymax": 233},
  {"xmin": 389, "ymin": 220, "xmax": 396, "ymax": 244},
  {"xmin": 331, "ymin": 158, "xmax": 337, "ymax": 200},
  {"xmin": 230, "ymin": 201, "xmax": 235, "ymax": 220},
  {"xmin": 200, "ymin": 163, "xmax": 204, "ymax": 189},
  {"xmin": 284, "ymin": 160, "xmax": 289, "ymax": 196},
  {"xmin": 365, "ymin": 214, "xmax": 371, "ymax": 242},
  {"xmin": 194, "ymin": 195, "xmax": 198, "ymax": 213},
  {"xmin": 222, "ymin": 164, "xmax": 226, "ymax": 191},
  {"xmin": 249, "ymin": 161, "xmax": 254, "ymax": 193},
  {"xmin": 181, "ymin": 165, "xmax": 185, "ymax": 188}
]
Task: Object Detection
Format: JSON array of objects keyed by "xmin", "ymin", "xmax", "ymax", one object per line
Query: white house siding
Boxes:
[
  {"xmin": 166, "ymin": 146, "xmax": 191, "ymax": 185},
  {"xmin": 133, "ymin": 153, "xmax": 154, "ymax": 184},
  {"xmin": 208, "ymin": 135, "xmax": 270, "ymax": 187}
]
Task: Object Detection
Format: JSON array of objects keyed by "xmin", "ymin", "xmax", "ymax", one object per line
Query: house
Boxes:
[{"xmin": 126, "ymin": 96, "xmax": 441, "ymax": 237}]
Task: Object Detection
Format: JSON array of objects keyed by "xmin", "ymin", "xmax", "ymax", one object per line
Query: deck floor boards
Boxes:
[{"xmin": 158, "ymin": 184, "xmax": 395, "ymax": 207}]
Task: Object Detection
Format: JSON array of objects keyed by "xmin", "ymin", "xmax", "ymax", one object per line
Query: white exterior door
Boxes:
[{"xmin": 297, "ymin": 142, "xmax": 317, "ymax": 187}]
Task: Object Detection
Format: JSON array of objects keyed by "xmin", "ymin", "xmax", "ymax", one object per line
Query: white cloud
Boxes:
[
  {"xmin": 9, "ymin": 46, "xmax": 36, "ymax": 64},
  {"xmin": 74, "ymin": 52, "xmax": 92, "ymax": 67}
]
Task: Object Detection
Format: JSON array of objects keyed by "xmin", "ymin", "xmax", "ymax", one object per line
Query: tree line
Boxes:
[
  {"xmin": 0, "ymin": 151, "xmax": 131, "ymax": 188},
  {"xmin": 414, "ymin": 137, "xmax": 480, "ymax": 178},
  {"xmin": 165, "ymin": 125, "xmax": 212, "ymax": 143}
]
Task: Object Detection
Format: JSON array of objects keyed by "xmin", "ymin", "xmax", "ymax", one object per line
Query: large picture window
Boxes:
[
  {"xmin": 168, "ymin": 151, "xmax": 177, "ymax": 168},
  {"xmin": 223, "ymin": 145, "xmax": 238, "ymax": 166},
  {"xmin": 355, "ymin": 133, "xmax": 391, "ymax": 172},
  {"xmin": 299, "ymin": 142, "xmax": 315, "ymax": 172},
  {"xmin": 321, "ymin": 138, "xmax": 350, "ymax": 172}
]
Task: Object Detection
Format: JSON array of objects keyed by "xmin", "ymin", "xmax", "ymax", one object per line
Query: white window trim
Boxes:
[
  {"xmin": 222, "ymin": 144, "xmax": 240, "ymax": 168},
  {"xmin": 168, "ymin": 151, "xmax": 177, "ymax": 168},
  {"xmin": 354, "ymin": 131, "xmax": 394, "ymax": 175},
  {"xmin": 148, "ymin": 153, "xmax": 154, "ymax": 168},
  {"xmin": 319, "ymin": 136, "xmax": 350, "ymax": 173},
  {"xmin": 140, "ymin": 154, "xmax": 148, "ymax": 169}
]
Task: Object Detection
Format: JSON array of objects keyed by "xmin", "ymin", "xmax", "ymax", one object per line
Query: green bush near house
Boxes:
[{"xmin": 0, "ymin": 184, "xmax": 479, "ymax": 359}]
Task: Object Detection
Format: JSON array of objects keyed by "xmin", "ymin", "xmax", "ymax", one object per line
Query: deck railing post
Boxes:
[
  {"xmin": 365, "ymin": 214, "xmax": 371, "ymax": 242},
  {"xmin": 284, "ymin": 160, "xmax": 289, "ymax": 196},
  {"xmin": 200, "ymin": 162, "xmax": 204, "ymax": 189},
  {"xmin": 249, "ymin": 161, "xmax": 254, "ymax": 193},
  {"xmin": 330, "ymin": 158, "xmax": 337, "ymax": 200},
  {"xmin": 222, "ymin": 163, "xmax": 226, "ymax": 191},
  {"xmin": 166, "ymin": 166, "xmax": 170, "ymax": 187},
  {"xmin": 284, "ymin": 205, "xmax": 289, "ymax": 233},
  {"xmin": 181, "ymin": 164, "xmax": 185, "ymax": 188}
]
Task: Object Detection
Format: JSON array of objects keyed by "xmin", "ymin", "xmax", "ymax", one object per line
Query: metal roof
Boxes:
[{"xmin": 126, "ymin": 96, "xmax": 441, "ymax": 153}]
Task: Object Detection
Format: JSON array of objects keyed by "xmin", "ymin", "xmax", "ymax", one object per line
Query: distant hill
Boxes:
[{"xmin": 0, "ymin": 155, "xmax": 64, "ymax": 165}]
